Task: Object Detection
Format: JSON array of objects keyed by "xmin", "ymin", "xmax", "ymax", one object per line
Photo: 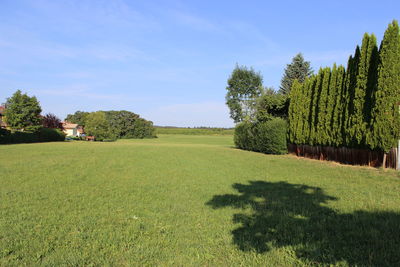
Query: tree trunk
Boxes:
[{"xmin": 382, "ymin": 153, "xmax": 387, "ymax": 169}]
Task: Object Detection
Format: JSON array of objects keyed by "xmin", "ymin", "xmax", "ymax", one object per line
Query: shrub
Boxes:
[
  {"xmin": 234, "ymin": 121, "xmax": 255, "ymax": 150},
  {"xmin": 255, "ymin": 118, "xmax": 287, "ymax": 154},
  {"xmin": 37, "ymin": 128, "xmax": 66, "ymax": 142},
  {"xmin": 234, "ymin": 118, "xmax": 287, "ymax": 154}
]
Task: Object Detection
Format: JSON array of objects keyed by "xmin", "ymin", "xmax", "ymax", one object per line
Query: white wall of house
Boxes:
[{"xmin": 65, "ymin": 128, "xmax": 78, "ymax": 136}]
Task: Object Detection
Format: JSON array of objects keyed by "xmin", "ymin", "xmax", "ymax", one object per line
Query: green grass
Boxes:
[
  {"xmin": 155, "ymin": 126, "xmax": 234, "ymax": 135},
  {"xmin": 1, "ymin": 135, "xmax": 400, "ymax": 266}
]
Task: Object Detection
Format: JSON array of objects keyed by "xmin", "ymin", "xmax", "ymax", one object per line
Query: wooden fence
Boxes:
[{"xmin": 288, "ymin": 144, "xmax": 398, "ymax": 169}]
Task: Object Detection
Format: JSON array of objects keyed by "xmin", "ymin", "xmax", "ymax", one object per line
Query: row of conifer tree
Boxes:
[{"xmin": 288, "ymin": 20, "xmax": 400, "ymax": 153}]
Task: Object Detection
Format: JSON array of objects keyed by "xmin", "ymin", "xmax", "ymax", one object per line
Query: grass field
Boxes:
[
  {"xmin": 1, "ymin": 135, "xmax": 400, "ymax": 266},
  {"xmin": 155, "ymin": 127, "xmax": 234, "ymax": 135}
]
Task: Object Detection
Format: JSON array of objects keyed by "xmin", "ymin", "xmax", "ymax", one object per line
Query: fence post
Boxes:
[
  {"xmin": 398, "ymin": 103, "xmax": 400, "ymax": 170},
  {"xmin": 397, "ymin": 140, "xmax": 400, "ymax": 170}
]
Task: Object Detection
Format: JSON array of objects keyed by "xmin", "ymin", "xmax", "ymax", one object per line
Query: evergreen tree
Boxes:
[
  {"xmin": 369, "ymin": 20, "xmax": 400, "ymax": 152},
  {"xmin": 343, "ymin": 47, "xmax": 361, "ymax": 146},
  {"xmin": 364, "ymin": 35, "xmax": 380, "ymax": 137},
  {"xmin": 331, "ymin": 65, "xmax": 346, "ymax": 146},
  {"xmin": 288, "ymin": 80, "xmax": 302, "ymax": 143},
  {"xmin": 348, "ymin": 34, "xmax": 378, "ymax": 147},
  {"xmin": 302, "ymin": 76, "xmax": 316, "ymax": 144},
  {"xmin": 325, "ymin": 64, "xmax": 338, "ymax": 145},
  {"xmin": 279, "ymin": 53, "xmax": 313, "ymax": 95},
  {"xmin": 316, "ymin": 67, "xmax": 331, "ymax": 145},
  {"xmin": 309, "ymin": 68, "xmax": 324, "ymax": 145}
]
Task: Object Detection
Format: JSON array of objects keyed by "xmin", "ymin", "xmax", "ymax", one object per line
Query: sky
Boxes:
[{"xmin": 0, "ymin": 0, "xmax": 399, "ymax": 127}]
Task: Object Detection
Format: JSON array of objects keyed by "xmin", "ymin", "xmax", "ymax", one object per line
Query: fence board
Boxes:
[{"xmin": 288, "ymin": 144, "xmax": 397, "ymax": 169}]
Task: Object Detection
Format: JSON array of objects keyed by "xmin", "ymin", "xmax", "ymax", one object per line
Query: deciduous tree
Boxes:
[
  {"xmin": 4, "ymin": 90, "xmax": 42, "ymax": 132},
  {"xmin": 226, "ymin": 65, "xmax": 263, "ymax": 123}
]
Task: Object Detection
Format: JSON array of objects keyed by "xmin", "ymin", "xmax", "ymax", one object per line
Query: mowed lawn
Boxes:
[{"xmin": 1, "ymin": 135, "xmax": 400, "ymax": 266}]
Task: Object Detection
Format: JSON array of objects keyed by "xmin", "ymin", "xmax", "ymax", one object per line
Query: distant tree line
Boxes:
[
  {"xmin": 65, "ymin": 110, "xmax": 156, "ymax": 140},
  {"xmin": 288, "ymin": 20, "xmax": 400, "ymax": 159}
]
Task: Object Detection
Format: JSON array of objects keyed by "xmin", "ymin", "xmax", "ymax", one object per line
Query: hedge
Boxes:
[
  {"xmin": 234, "ymin": 118, "xmax": 287, "ymax": 155},
  {"xmin": 0, "ymin": 128, "xmax": 66, "ymax": 144}
]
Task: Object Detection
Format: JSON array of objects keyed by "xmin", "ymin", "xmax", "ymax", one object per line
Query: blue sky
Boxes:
[{"xmin": 0, "ymin": 0, "xmax": 399, "ymax": 127}]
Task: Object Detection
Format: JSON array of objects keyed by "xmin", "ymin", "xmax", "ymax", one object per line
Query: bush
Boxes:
[
  {"xmin": 234, "ymin": 118, "xmax": 287, "ymax": 154},
  {"xmin": 234, "ymin": 121, "xmax": 256, "ymax": 151},
  {"xmin": 37, "ymin": 128, "xmax": 66, "ymax": 142},
  {"xmin": 255, "ymin": 118, "xmax": 287, "ymax": 154},
  {"xmin": 0, "ymin": 127, "xmax": 65, "ymax": 144}
]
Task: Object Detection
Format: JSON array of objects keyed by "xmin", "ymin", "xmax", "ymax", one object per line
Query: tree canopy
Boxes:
[
  {"xmin": 65, "ymin": 111, "xmax": 90, "ymax": 126},
  {"xmin": 226, "ymin": 65, "xmax": 263, "ymax": 123},
  {"xmin": 255, "ymin": 88, "xmax": 288, "ymax": 122},
  {"xmin": 280, "ymin": 53, "xmax": 313, "ymax": 95},
  {"xmin": 4, "ymin": 90, "xmax": 42, "ymax": 132}
]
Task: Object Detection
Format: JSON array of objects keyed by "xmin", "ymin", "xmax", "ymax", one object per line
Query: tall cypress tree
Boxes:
[
  {"xmin": 288, "ymin": 79, "xmax": 302, "ymax": 143},
  {"xmin": 325, "ymin": 64, "xmax": 338, "ymax": 145},
  {"xmin": 316, "ymin": 67, "xmax": 331, "ymax": 145},
  {"xmin": 369, "ymin": 20, "xmax": 400, "ymax": 153},
  {"xmin": 332, "ymin": 65, "xmax": 346, "ymax": 146},
  {"xmin": 343, "ymin": 47, "xmax": 361, "ymax": 146},
  {"xmin": 348, "ymin": 34, "xmax": 378, "ymax": 147},
  {"xmin": 304, "ymin": 76, "xmax": 316, "ymax": 144},
  {"xmin": 309, "ymin": 68, "xmax": 324, "ymax": 145},
  {"xmin": 364, "ymin": 35, "xmax": 380, "ymax": 141}
]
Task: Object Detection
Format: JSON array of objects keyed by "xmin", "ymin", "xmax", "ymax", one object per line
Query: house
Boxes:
[
  {"xmin": 0, "ymin": 105, "xmax": 7, "ymax": 128},
  {"xmin": 62, "ymin": 122, "xmax": 84, "ymax": 137}
]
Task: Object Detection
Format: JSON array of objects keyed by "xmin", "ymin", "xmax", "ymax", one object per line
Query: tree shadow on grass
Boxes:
[{"xmin": 206, "ymin": 181, "xmax": 400, "ymax": 266}]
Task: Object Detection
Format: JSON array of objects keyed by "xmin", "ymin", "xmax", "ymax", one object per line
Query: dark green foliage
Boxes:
[
  {"xmin": 344, "ymin": 47, "xmax": 361, "ymax": 146},
  {"xmin": 325, "ymin": 64, "xmax": 339, "ymax": 145},
  {"xmin": 254, "ymin": 118, "xmax": 287, "ymax": 154},
  {"xmin": 65, "ymin": 111, "xmax": 90, "ymax": 125},
  {"xmin": 4, "ymin": 90, "xmax": 42, "ymax": 132},
  {"xmin": 104, "ymin": 110, "xmax": 140, "ymax": 138},
  {"xmin": 288, "ymin": 79, "xmax": 302, "ymax": 144},
  {"xmin": 0, "ymin": 127, "xmax": 65, "ymax": 144},
  {"xmin": 234, "ymin": 118, "xmax": 287, "ymax": 155},
  {"xmin": 280, "ymin": 53, "xmax": 313, "ymax": 95},
  {"xmin": 37, "ymin": 128, "xmax": 66, "ymax": 142},
  {"xmin": 128, "ymin": 118, "xmax": 156, "ymax": 139},
  {"xmin": 315, "ymin": 67, "xmax": 331, "ymax": 145},
  {"xmin": 369, "ymin": 20, "xmax": 400, "ymax": 152},
  {"xmin": 348, "ymin": 34, "xmax": 378, "ymax": 147},
  {"xmin": 255, "ymin": 88, "xmax": 288, "ymax": 122},
  {"xmin": 309, "ymin": 68, "xmax": 324, "ymax": 145},
  {"xmin": 331, "ymin": 65, "xmax": 346, "ymax": 146},
  {"xmin": 226, "ymin": 65, "xmax": 263, "ymax": 123},
  {"xmin": 234, "ymin": 121, "xmax": 256, "ymax": 151}
]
